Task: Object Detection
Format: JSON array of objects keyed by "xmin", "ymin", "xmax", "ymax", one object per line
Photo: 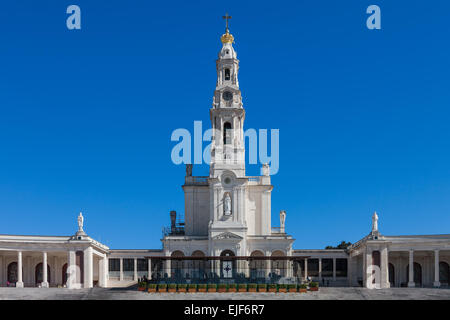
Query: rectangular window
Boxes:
[
  {"xmin": 322, "ymin": 259, "xmax": 333, "ymax": 277},
  {"xmin": 108, "ymin": 259, "xmax": 120, "ymax": 272},
  {"xmin": 123, "ymin": 259, "xmax": 134, "ymax": 272},
  {"xmin": 336, "ymin": 258, "xmax": 348, "ymax": 277},
  {"xmin": 137, "ymin": 259, "xmax": 148, "ymax": 272},
  {"xmin": 307, "ymin": 259, "xmax": 319, "ymax": 277}
]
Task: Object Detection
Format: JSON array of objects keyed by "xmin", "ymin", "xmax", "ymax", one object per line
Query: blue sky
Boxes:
[{"xmin": 0, "ymin": 0, "xmax": 449, "ymax": 249}]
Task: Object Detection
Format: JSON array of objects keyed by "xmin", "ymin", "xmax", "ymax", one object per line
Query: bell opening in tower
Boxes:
[
  {"xmin": 225, "ymin": 68, "xmax": 231, "ymax": 81},
  {"xmin": 223, "ymin": 122, "xmax": 232, "ymax": 145}
]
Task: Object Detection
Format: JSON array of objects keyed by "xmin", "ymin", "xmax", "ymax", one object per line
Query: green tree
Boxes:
[{"xmin": 325, "ymin": 241, "xmax": 352, "ymax": 249}]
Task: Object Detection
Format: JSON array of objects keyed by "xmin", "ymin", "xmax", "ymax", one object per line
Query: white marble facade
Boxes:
[{"xmin": 1, "ymin": 28, "xmax": 449, "ymax": 289}]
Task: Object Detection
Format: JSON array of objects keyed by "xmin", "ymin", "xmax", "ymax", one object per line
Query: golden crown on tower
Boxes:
[{"xmin": 221, "ymin": 13, "xmax": 234, "ymax": 44}]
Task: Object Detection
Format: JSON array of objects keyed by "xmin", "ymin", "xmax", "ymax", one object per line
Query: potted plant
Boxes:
[
  {"xmin": 218, "ymin": 283, "xmax": 227, "ymax": 293},
  {"xmin": 268, "ymin": 284, "xmax": 277, "ymax": 292},
  {"xmin": 198, "ymin": 284, "xmax": 207, "ymax": 292},
  {"xmin": 278, "ymin": 284, "xmax": 287, "ymax": 293},
  {"xmin": 168, "ymin": 283, "xmax": 177, "ymax": 292},
  {"xmin": 238, "ymin": 283, "xmax": 247, "ymax": 292},
  {"xmin": 157, "ymin": 284, "xmax": 167, "ymax": 292},
  {"xmin": 258, "ymin": 284, "xmax": 267, "ymax": 292},
  {"xmin": 188, "ymin": 284, "xmax": 197, "ymax": 292},
  {"xmin": 248, "ymin": 283, "xmax": 257, "ymax": 292},
  {"xmin": 147, "ymin": 283, "xmax": 157, "ymax": 293},
  {"xmin": 309, "ymin": 282, "xmax": 319, "ymax": 292},
  {"xmin": 299, "ymin": 284, "xmax": 308, "ymax": 293},
  {"xmin": 138, "ymin": 281, "xmax": 147, "ymax": 291},
  {"xmin": 207, "ymin": 283, "xmax": 217, "ymax": 292},
  {"xmin": 288, "ymin": 284, "xmax": 297, "ymax": 293},
  {"xmin": 228, "ymin": 284, "xmax": 237, "ymax": 292},
  {"xmin": 178, "ymin": 283, "xmax": 187, "ymax": 293}
]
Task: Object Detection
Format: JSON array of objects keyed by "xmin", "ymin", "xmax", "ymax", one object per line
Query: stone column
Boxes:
[
  {"xmin": 0, "ymin": 255, "xmax": 3, "ymax": 287},
  {"xmin": 119, "ymin": 258, "xmax": 124, "ymax": 281},
  {"xmin": 83, "ymin": 247, "xmax": 93, "ymax": 288},
  {"xmin": 67, "ymin": 250, "xmax": 77, "ymax": 289},
  {"xmin": 16, "ymin": 251, "xmax": 24, "ymax": 288},
  {"xmin": 304, "ymin": 258, "xmax": 308, "ymax": 281},
  {"xmin": 286, "ymin": 258, "xmax": 293, "ymax": 278},
  {"xmin": 99, "ymin": 256, "xmax": 108, "ymax": 288},
  {"xmin": 133, "ymin": 258, "xmax": 138, "ymax": 281},
  {"xmin": 332, "ymin": 258, "xmax": 337, "ymax": 282},
  {"xmin": 433, "ymin": 250, "xmax": 440, "ymax": 288},
  {"xmin": 380, "ymin": 247, "xmax": 390, "ymax": 288},
  {"xmin": 318, "ymin": 258, "xmax": 322, "ymax": 282},
  {"xmin": 41, "ymin": 251, "xmax": 49, "ymax": 288},
  {"xmin": 363, "ymin": 249, "xmax": 372, "ymax": 288},
  {"xmin": 148, "ymin": 258, "xmax": 152, "ymax": 279},
  {"xmin": 408, "ymin": 250, "xmax": 415, "ymax": 288}
]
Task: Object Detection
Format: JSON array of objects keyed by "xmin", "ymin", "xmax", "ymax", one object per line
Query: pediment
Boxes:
[{"xmin": 212, "ymin": 232, "xmax": 243, "ymax": 240}]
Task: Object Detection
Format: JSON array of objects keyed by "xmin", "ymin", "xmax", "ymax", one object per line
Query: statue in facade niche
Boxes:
[
  {"xmin": 262, "ymin": 163, "xmax": 270, "ymax": 176},
  {"xmin": 280, "ymin": 210, "xmax": 286, "ymax": 231},
  {"xmin": 224, "ymin": 193, "xmax": 232, "ymax": 215},
  {"xmin": 186, "ymin": 164, "xmax": 193, "ymax": 177}
]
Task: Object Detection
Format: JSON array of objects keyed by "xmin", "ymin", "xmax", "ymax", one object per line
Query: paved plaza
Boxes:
[{"xmin": 0, "ymin": 287, "xmax": 449, "ymax": 300}]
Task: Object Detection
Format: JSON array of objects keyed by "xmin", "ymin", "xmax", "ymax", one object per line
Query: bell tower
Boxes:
[{"xmin": 210, "ymin": 14, "xmax": 246, "ymax": 178}]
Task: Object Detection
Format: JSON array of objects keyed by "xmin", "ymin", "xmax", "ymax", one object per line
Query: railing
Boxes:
[
  {"xmin": 185, "ymin": 176, "xmax": 209, "ymax": 186},
  {"xmin": 271, "ymin": 227, "xmax": 285, "ymax": 234}
]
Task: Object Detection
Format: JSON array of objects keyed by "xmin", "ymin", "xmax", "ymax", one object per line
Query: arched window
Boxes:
[
  {"xmin": 220, "ymin": 250, "xmax": 235, "ymax": 278},
  {"xmin": 271, "ymin": 250, "xmax": 287, "ymax": 277},
  {"xmin": 35, "ymin": 263, "xmax": 51, "ymax": 285},
  {"xmin": 406, "ymin": 262, "xmax": 422, "ymax": 286},
  {"xmin": 439, "ymin": 262, "xmax": 450, "ymax": 284},
  {"xmin": 224, "ymin": 68, "xmax": 231, "ymax": 81},
  {"xmin": 249, "ymin": 251, "xmax": 266, "ymax": 279},
  {"xmin": 388, "ymin": 263, "xmax": 395, "ymax": 286},
  {"xmin": 190, "ymin": 250, "xmax": 206, "ymax": 279},
  {"xmin": 171, "ymin": 250, "xmax": 185, "ymax": 279},
  {"xmin": 223, "ymin": 122, "xmax": 232, "ymax": 145},
  {"xmin": 7, "ymin": 262, "xmax": 18, "ymax": 284}
]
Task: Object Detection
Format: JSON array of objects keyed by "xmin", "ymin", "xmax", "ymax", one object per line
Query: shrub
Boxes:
[
  {"xmin": 238, "ymin": 283, "xmax": 247, "ymax": 289},
  {"xmin": 248, "ymin": 283, "xmax": 257, "ymax": 288},
  {"xmin": 287, "ymin": 284, "xmax": 296, "ymax": 289},
  {"xmin": 207, "ymin": 283, "xmax": 217, "ymax": 289},
  {"xmin": 178, "ymin": 284, "xmax": 187, "ymax": 289},
  {"xmin": 257, "ymin": 284, "xmax": 267, "ymax": 289},
  {"xmin": 299, "ymin": 284, "xmax": 308, "ymax": 289},
  {"xmin": 268, "ymin": 284, "xmax": 276, "ymax": 289},
  {"xmin": 168, "ymin": 283, "xmax": 176, "ymax": 289},
  {"xmin": 158, "ymin": 284, "xmax": 167, "ymax": 290},
  {"xmin": 278, "ymin": 284, "xmax": 287, "ymax": 288},
  {"xmin": 198, "ymin": 284, "xmax": 207, "ymax": 289},
  {"xmin": 148, "ymin": 284, "xmax": 157, "ymax": 289},
  {"xmin": 188, "ymin": 284, "xmax": 197, "ymax": 289},
  {"xmin": 138, "ymin": 281, "xmax": 146, "ymax": 288},
  {"xmin": 309, "ymin": 282, "xmax": 319, "ymax": 288},
  {"xmin": 218, "ymin": 283, "xmax": 227, "ymax": 289}
]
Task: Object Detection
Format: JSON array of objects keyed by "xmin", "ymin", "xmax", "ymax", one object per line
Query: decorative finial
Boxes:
[{"xmin": 221, "ymin": 13, "xmax": 234, "ymax": 44}]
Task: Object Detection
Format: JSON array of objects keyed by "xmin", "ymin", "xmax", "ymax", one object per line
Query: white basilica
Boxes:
[{"xmin": 0, "ymin": 20, "xmax": 449, "ymax": 290}]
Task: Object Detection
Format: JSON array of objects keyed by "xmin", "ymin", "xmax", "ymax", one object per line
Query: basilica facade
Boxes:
[{"xmin": 0, "ymin": 24, "xmax": 449, "ymax": 290}]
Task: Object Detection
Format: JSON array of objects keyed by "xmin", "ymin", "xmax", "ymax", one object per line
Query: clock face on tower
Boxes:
[{"xmin": 222, "ymin": 91, "xmax": 233, "ymax": 102}]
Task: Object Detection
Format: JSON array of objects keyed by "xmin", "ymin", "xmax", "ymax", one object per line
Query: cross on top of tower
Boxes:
[{"xmin": 222, "ymin": 13, "xmax": 232, "ymax": 33}]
